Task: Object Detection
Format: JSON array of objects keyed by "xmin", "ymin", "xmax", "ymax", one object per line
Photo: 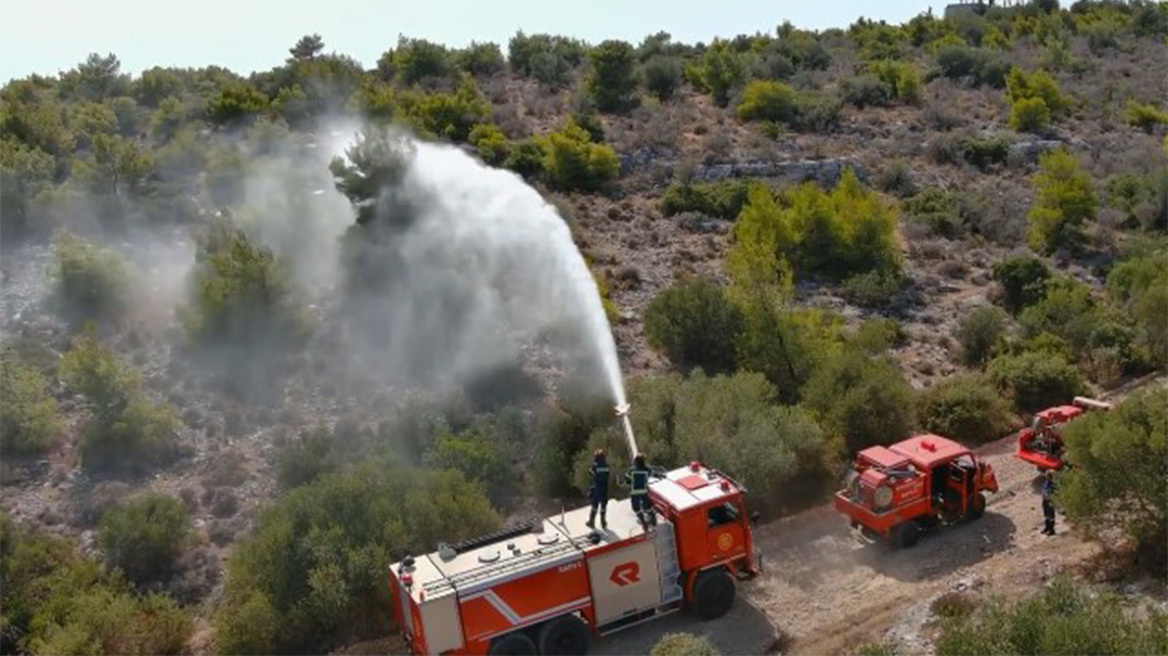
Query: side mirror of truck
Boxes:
[{"xmin": 750, "ymin": 511, "xmax": 760, "ymax": 527}]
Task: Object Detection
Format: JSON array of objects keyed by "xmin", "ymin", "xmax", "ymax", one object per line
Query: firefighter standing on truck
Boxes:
[
  {"xmin": 1041, "ymin": 470, "xmax": 1057, "ymax": 535},
  {"xmin": 586, "ymin": 449, "xmax": 609, "ymax": 529},
  {"xmin": 627, "ymin": 454, "xmax": 655, "ymax": 530}
]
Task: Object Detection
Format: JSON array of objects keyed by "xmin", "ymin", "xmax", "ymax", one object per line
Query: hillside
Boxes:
[{"xmin": 1, "ymin": 2, "xmax": 1167, "ymax": 655}]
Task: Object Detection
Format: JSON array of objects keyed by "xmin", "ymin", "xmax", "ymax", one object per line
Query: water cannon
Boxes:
[{"xmin": 614, "ymin": 403, "xmax": 639, "ymax": 461}]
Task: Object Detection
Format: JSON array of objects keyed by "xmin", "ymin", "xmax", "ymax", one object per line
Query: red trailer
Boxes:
[{"xmin": 388, "ymin": 462, "xmax": 761, "ymax": 655}]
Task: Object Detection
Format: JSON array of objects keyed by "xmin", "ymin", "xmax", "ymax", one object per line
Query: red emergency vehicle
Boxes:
[
  {"xmin": 388, "ymin": 462, "xmax": 760, "ymax": 655},
  {"xmin": 1015, "ymin": 396, "xmax": 1111, "ymax": 470}
]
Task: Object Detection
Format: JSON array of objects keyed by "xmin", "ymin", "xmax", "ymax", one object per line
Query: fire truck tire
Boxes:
[
  {"xmin": 891, "ymin": 521, "xmax": 920, "ymax": 549},
  {"xmin": 693, "ymin": 569, "xmax": 736, "ymax": 620},
  {"xmin": 536, "ymin": 615, "xmax": 590, "ymax": 655},
  {"xmin": 487, "ymin": 631, "xmax": 538, "ymax": 656}
]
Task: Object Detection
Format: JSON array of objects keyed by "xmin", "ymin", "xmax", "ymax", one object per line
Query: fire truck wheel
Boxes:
[
  {"xmin": 693, "ymin": 569, "xmax": 736, "ymax": 620},
  {"xmin": 487, "ymin": 631, "xmax": 538, "ymax": 656},
  {"xmin": 537, "ymin": 614, "xmax": 591, "ymax": 655},
  {"xmin": 891, "ymin": 521, "xmax": 920, "ymax": 549}
]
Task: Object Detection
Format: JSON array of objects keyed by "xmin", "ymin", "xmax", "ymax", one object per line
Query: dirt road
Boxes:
[{"xmin": 598, "ymin": 429, "xmax": 1103, "ymax": 655}]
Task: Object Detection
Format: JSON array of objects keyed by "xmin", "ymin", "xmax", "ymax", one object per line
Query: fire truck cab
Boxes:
[
  {"xmin": 833, "ymin": 434, "xmax": 999, "ymax": 548},
  {"xmin": 389, "ymin": 462, "xmax": 760, "ymax": 655},
  {"xmin": 1015, "ymin": 396, "xmax": 1110, "ymax": 470}
]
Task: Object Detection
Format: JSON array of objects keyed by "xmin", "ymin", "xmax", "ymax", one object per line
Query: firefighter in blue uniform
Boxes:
[
  {"xmin": 1041, "ymin": 469, "xmax": 1057, "ymax": 535},
  {"xmin": 627, "ymin": 454, "xmax": 656, "ymax": 530},
  {"xmin": 586, "ymin": 449, "xmax": 610, "ymax": 529}
]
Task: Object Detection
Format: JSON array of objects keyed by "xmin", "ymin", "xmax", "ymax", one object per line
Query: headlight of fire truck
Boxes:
[{"xmin": 873, "ymin": 484, "xmax": 893, "ymax": 511}]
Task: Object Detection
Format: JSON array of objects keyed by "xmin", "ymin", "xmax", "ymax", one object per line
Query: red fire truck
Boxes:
[
  {"xmin": 833, "ymin": 434, "xmax": 999, "ymax": 548},
  {"xmin": 1015, "ymin": 396, "xmax": 1111, "ymax": 470},
  {"xmin": 388, "ymin": 461, "xmax": 761, "ymax": 655}
]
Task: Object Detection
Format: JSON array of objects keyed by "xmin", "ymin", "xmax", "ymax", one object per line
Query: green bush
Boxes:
[
  {"xmin": 1028, "ymin": 150, "xmax": 1097, "ymax": 255},
  {"xmin": 207, "ymin": 82, "xmax": 268, "ymax": 125},
  {"xmin": 729, "ymin": 170, "xmax": 900, "ymax": 282},
  {"xmin": 935, "ymin": 577, "xmax": 1167, "ymax": 655},
  {"xmin": 588, "ymin": 40, "xmax": 639, "ymax": 113},
  {"xmin": 1006, "ymin": 67, "xmax": 1070, "ymax": 118},
  {"xmin": 987, "ymin": 350, "xmax": 1083, "ymax": 413},
  {"xmin": 651, "ymin": 632, "xmax": 721, "ymax": 656},
  {"xmin": 423, "ymin": 430, "xmax": 509, "ymax": 494},
  {"xmin": 935, "ymin": 46, "xmax": 1010, "ymax": 88},
  {"xmin": 842, "ymin": 75, "xmax": 891, "ymax": 109},
  {"xmin": 1017, "ymin": 277, "xmax": 1101, "ymax": 355},
  {"xmin": 993, "ymin": 255, "xmax": 1051, "ymax": 314},
  {"xmin": 277, "ymin": 427, "xmax": 342, "ymax": 491},
  {"xmin": 854, "ymin": 318, "xmax": 907, "ymax": 354},
  {"xmin": 507, "ymin": 32, "xmax": 586, "ymax": 88},
  {"xmin": 1060, "ymin": 388, "xmax": 1167, "ymax": 574},
  {"xmin": 502, "ymin": 137, "xmax": 547, "ymax": 178},
  {"xmin": 955, "ymin": 306, "xmax": 1007, "ymax": 367},
  {"xmin": 1124, "ymin": 99, "xmax": 1168, "ymax": 133},
  {"xmin": 1, "ymin": 515, "xmax": 191, "ymax": 655},
  {"xmin": 919, "ymin": 374, "xmax": 1014, "ymax": 444},
  {"xmin": 467, "ymin": 123, "xmax": 510, "ymax": 166},
  {"xmin": 692, "ymin": 39, "xmax": 746, "ymax": 107},
  {"xmin": 659, "ymin": 180, "xmax": 749, "ymax": 219},
  {"xmin": 379, "ymin": 37, "xmax": 452, "ymax": 84},
  {"xmin": 803, "ymin": 349, "xmax": 916, "ymax": 455},
  {"xmin": 60, "ymin": 333, "xmax": 179, "ymax": 473},
  {"xmin": 578, "ymin": 371, "xmax": 834, "ymax": 514},
  {"xmin": 0, "ymin": 355, "xmax": 63, "ymax": 455},
  {"xmin": 455, "ymin": 41, "xmax": 505, "ymax": 77},
  {"xmin": 183, "ymin": 219, "xmax": 304, "ymax": 348},
  {"xmin": 52, "ymin": 231, "xmax": 131, "ymax": 322},
  {"xmin": 869, "ymin": 59, "xmax": 923, "ymax": 104},
  {"xmin": 643, "ymin": 55, "xmax": 683, "ymax": 101},
  {"xmin": 98, "ymin": 493, "xmax": 190, "ymax": 586},
  {"xmin": 214, "ymin": 467, "xmax": 499, "ymax": 653},
  {"xmin": 903, "ymin": 188, "xmax": 960, "ymax": 237},
  {"xmin": 643, "ymin": 278, "xmax": 743, "ymax": 374},
  {"xmin": 397, "ymin": 81, "xmax": 490, "ymax": 142},
  {"xmin": 1009, "ymin": 96, "xmax": 1051, "ymax": 133},
  {"xmin": 737, "ymin": 80, "xmax": 799, "ymax": 123},
  {"xmin": 840, "ymin": 271, "xmax": 904, "ymax": 309},
  {"xmin": 540, "ymin": 121, "xmax": 619, "ymax": 192},
  {"xmin": 1108, "ymin": 248, "xmax": 1168, "ymax": 368}
]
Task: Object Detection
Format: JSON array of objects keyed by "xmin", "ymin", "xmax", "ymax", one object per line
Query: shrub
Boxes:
[
  {"xmin": 987, "ymin": 350, "xmax": 1083, "ymax": 413},
  {"xmin": 959, "ymin": 134, "xmax": 1011, "ymax": 171},
  {"xmin": 467, "ymin": 123, "xmax": 510, "ymax": 166},
  {"xmin": 1005, "ymin": 67, "xmax": 1070, "ymax": 118},
  {"xmin": 874, "ymin": 160, "xmax": 917, "ymax": 198},
  {"xmin": 588, "ymin": 40, "xmax": 639, "ymax": 113},
  {"xmin": 1060, "ymin": 389, "xmax": 1168, "ymax": 574},
  {"xmin": 729, "ymin": 170, "xmax": 900, "ymax": 282},
  {"xmin": 737, "ymin": 80, "xmax": 799, "ymax": 124},
  {"xmin": 98, "ymin": 493, "xmax": 190, "ymax": 585},
  {"xmin": 277, "ymin": 428, "xmax": 342, "ymax": 491},
  {"xmin": 869, "ymin": 59, "xmax": 923, "ymax": 104},
  {"xmin": 214, "ymin": 467, "xmax": 499, "ymax": 653},
  {"xmin": 379, "ymin": 37, "xmax": 452, "ymax": 84},
  {"xmin": 692, "ymin": 39, "xmax": 746, "ymax": 106},
  {"xmin": 842, "ymin": 74, "xmax": 891, "ymax": 109},
  {"xmin": 935, "ymin": 577, "xmax": 1167, "ymax": 655},
  {"xmin": 423, "ymin": 430, "xmax": 509, "ymax": 494},
  {"xmin": 502, "ymin": 137, "xmax": 546, "ymax": 178},
  {"xmin": 578, "ymin": 371, "xmax": 834, "ymax": 514},
  {"xmin": 643, "ymin": 55, "xmax": 683, "ymax": 101},
  {"xmin": 840, "ymin": 271, "xmax": 903, "ymax": 309},
  {"xmin": 651, "ymin": 632, "xmax": 721, "ymax": 656},
  {"xmin": 396, "ymin": 81, "xmax": 490, "ymax": 142},
  {"xmin": 955, "ymin": 306, "xmax": 1007, "ymax": 366},
  {"xmin": 854, "ymin": 318, "xmax": 907, "ymax": 354},
  {"xmin": 1017, "ymin": 277, "xmax": 1101, "ymax": 355},
  {"xmin": 1028, "ymin": 149, "xmax": 1097, "ymax": 255},
  {"xmin": 1108, "ymin": 249, "xmax": 1168, "ymax": 368},
  {"xmin": 541, "ymin": 121, "xmax": 620, "ymax": 192},
  {"xmin": 0, "ymin": 356, "xmax": 63, "ymax": 455},
  {"xmin": 1, "ymin": 517, "xmax": 191, "ymax": 656},
  {"xmin": 919, "ymin": 374, "xmax": 1014, "ymax": 444},
  {"xmin": 659, "ymin": 180, "xmax": 749, "ymax": 219},
  {"xmin": 935, "ymin": 45, "xmax": 1010, "ymax": 87},
  {"xmin": 643, "ymin": 278, "xmax": 743, "ymax": 374},
  {"xmin": 455, "ymin": 41, "xmax": 505, "ymax": 77},
  {"xmin": 993, "ymin": 255, "xmax": 1051, "ymax": 314},
  {"xmin": 59, "ymin": 331, "xmax": 140, "ymax": 416},
  {"xmin": 803, "ymin": 349, "xmax": 916, "ymax": 455},
  {"xmin": 52, "ymin": 231, "xmax": 131, "ymax": 322},
  {"xmin": 207, "ymin": 82, "xmax": 268, "ymax": 125},
  {"xmin": 1009, "ymin": 96, "xmax": 1051, "ymax": 133},
  {"xmin": 1124, "ymin": 99, "xmax": 1168, "ymax": 133}
]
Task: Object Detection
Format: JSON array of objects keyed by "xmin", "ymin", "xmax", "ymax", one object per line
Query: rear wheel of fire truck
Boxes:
[
  {"xmin": 692, "ymin": 569, "xmax": 736, "ymax": 620},
  {"xmin": 537, "ymin": 614, "xmax": 590, "ymax": 655},
  {"xmin": 891, "ymin": 520, "xmax": 921, "ymax": 549},
  {"xmin": 488, "ymin": 631, "xmax": 538, "ymax": 656}
]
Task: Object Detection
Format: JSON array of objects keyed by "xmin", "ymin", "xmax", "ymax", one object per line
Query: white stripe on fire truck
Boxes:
[
  {"xmin": 455, "ymin": 552, "xmax": 584, "ymax": 596},
  {"xmin": 466, "ymin": 596, "xmax": 593, "ymax": 641}
]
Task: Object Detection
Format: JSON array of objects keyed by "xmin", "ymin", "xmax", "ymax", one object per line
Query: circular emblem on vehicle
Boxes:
[{"xmin": 717, "ymin": 532, "xmax": 733, "ymax": 551}]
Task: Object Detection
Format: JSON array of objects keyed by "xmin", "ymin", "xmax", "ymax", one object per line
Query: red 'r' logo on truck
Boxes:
[{"xmin": 610, "ymin": 562, "xmax": 640, "ymax": 586}]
